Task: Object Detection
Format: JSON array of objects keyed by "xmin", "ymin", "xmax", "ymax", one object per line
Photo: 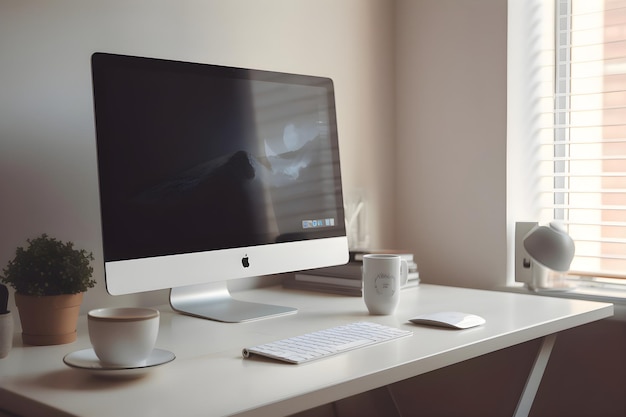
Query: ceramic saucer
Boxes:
[{"xmin": 63, "ymin": 348, "xmax": 175, "ymax": 378}]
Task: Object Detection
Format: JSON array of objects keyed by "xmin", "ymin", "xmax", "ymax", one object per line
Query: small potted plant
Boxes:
[{"xmin": 1, "ymin": 234, "xmax": 96, "ymax": 345}]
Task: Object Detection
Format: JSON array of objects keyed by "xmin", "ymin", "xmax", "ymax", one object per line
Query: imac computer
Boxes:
[{"xmin": 91, "ymin": 53, "xmax": 349, "ymax": 322}]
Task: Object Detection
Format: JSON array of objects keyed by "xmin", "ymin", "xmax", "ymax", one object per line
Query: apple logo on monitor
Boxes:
[{"xmin": 242, "ymin": 255, "xmax": 250, "ymax": 268}]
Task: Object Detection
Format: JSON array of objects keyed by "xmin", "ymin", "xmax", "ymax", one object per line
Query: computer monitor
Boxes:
[{"xmin": 91, "ymin": 53, "xmax": 349, "ymax": 322}]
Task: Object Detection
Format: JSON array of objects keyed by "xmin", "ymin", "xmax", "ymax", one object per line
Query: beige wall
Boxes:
[
  {"xmin": 0, "ymin": 0, "xmax": 514, "ymax": 305},
  {"xmin": 395, "ymin": 0, "xmax": 508, "ymax": 289},
  {"xmin": 0, "ymin": 0, "xmax": 396, "ymax": 314}
]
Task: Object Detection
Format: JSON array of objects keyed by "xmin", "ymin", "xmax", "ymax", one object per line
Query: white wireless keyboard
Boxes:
[{"xmin": 242, "ymin": 321, "xmax": 413, "ymax": 364}]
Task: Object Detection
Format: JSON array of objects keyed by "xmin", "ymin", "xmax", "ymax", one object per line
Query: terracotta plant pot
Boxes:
[{"xmin": 15, "ymin": 293, "xmax": 83, "ymax": 346}]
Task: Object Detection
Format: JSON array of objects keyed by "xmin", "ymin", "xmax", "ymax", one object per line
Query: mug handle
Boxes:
[{"xmin": 400, "ymin": 260, "xmax": 409, "ymax": 287}]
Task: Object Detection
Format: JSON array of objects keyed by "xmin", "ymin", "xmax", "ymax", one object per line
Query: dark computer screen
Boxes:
[{"xmin": 92, "ymin": 53, "xmax": 345, "ymax": 263}]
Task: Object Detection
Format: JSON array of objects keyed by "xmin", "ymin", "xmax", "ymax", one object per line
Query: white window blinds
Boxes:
[{"xmin": 540, "ymin": 0, "xmax": 626, "ymax": 279}]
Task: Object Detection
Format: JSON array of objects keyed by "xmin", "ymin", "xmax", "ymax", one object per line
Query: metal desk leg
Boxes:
[{"xmin": 513, "ymin": 334, "xmax": 558, "ymax": 417}]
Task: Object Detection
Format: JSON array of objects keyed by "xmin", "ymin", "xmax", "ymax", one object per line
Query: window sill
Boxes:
[{"xmin": 499, "ymin": 283, "xmax": 626, "ymax": 322}]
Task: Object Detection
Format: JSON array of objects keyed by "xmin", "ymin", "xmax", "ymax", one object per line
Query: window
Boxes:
[{"xmin": 539, "ymin": 0, "xmax": 626, "ymax": 279}]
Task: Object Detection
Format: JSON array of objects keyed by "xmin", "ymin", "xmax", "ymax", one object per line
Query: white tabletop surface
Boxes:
[{"xmin": 0, "ymin": 284, "xmax": 613, "ymax": 417}]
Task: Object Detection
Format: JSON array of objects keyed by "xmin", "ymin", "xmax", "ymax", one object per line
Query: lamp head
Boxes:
[{"xmin": 523, "ymin": 221, "xmax": 575, "ymax": 272}]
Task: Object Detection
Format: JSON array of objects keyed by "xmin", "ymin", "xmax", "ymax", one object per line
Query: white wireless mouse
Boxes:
[{"xmin": 409, "ymin": 311, "xmax": 486, "ymax": 329}]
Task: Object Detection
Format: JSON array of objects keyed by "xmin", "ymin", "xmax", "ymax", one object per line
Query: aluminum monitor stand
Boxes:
[{"xmin": 169, "ymin": 281, "xmax": 297, "ymax": 323}]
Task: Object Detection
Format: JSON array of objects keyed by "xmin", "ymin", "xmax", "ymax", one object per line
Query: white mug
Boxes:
[
  {"xmin": 0, "ymin": 311, "xmax": 13, "ymax": 359},
  {"xmin": 88, "ymin": 307, "xmax": 159, "ymax": 367},
  {"xmin": 362, "ymin": 254, "xmax": 408, "ymax": 315}
]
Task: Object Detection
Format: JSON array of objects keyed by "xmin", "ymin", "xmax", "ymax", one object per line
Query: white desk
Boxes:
[{"xmin": 0, "ymin": 284, "xmax": 613, "ymax": 417}]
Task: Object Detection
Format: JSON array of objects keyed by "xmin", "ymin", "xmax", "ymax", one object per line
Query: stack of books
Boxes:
[{"xmin": 283, "ymin": 250, "xmax": 419, "ymax": 296}]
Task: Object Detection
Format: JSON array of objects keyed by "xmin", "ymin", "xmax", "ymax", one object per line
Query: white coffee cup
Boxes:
[
  {"xmin": 0, "ymin": 311, "xmax": 13, "ymax": 359},
  {"xmin": 88, "ymin": 307, "xmax": 160, "ymax": 367},
  {"xmin": 362, "ymin": 254, "xmax": 408, "ymax": 315}
]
